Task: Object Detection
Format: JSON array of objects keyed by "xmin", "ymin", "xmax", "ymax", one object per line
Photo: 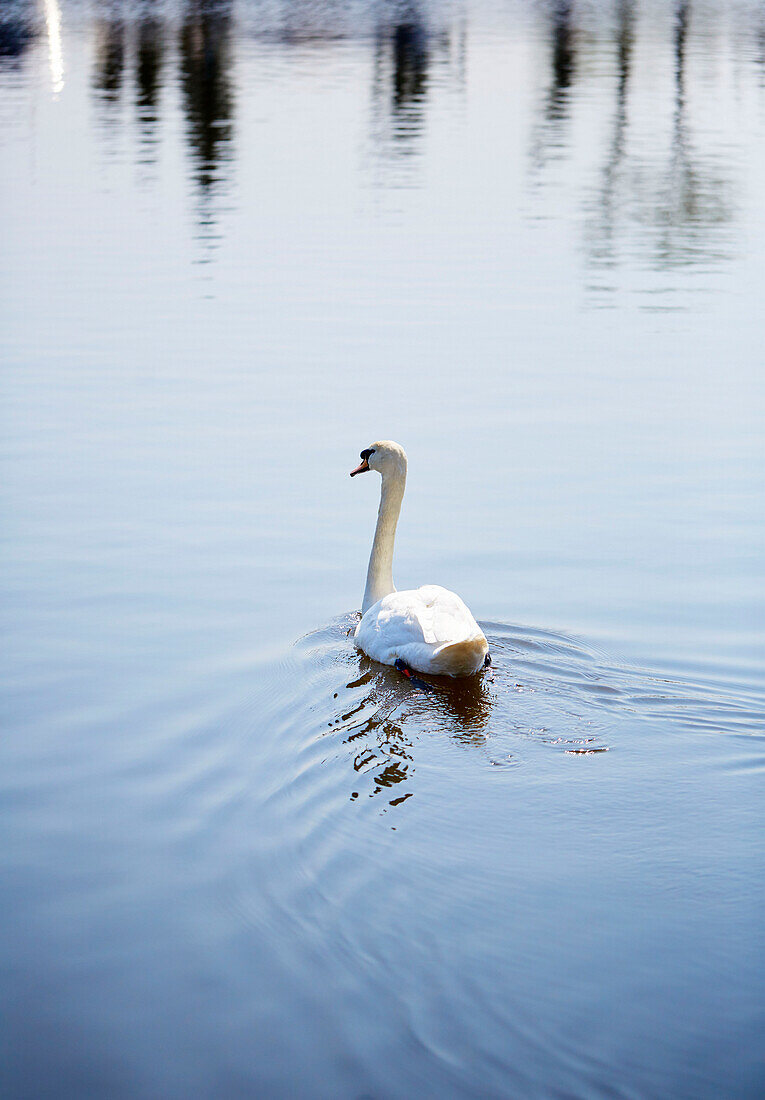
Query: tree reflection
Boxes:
[
  {"xmin": 178, "ymin": 0, "xmax": 234, "ymax": 194},
  {"xmin": 93, "ymin": 13, "xmax": 126, "ymax": 104},
  {"xmin": 548, "ymin": 0, "xmax": 575, "ymax": 121},
  {"xmin": 178, "ymin": 0, "xmax": 235, "ymax": 253},
  {"xmin": 370, "ymin": 5, "xmax": 465, "ymax": 184},
  {"xmin": 136, "ymin": 6, "xmax": 164, "ymax": 125},
  {"xmin": 652, "ymin": 0, "xmax": 732, "ymax": 269},
  {"xmin": 371, "ymin": 8, "xmax": 431, "ymax": 163},
  {"xmin": 89, "ymin": 0, "xmax": 235, "ymax": 248},
  {"xmin": 555, "ymin": 0, "xmax": 737, "ymax": 301},
  {"xmin": 391, "ymin": 19, "xmax": 429, "ymax": 128},
  {"xmin": 0, "ymin": 1, "xmax": 38, "ymax": 65},
  {"xmin": 586, "ymin": 0, "xmax": 635, "ymax": 273},
  {"xmin": 77, "ymin": 0, "xmax": 748, "ymax": 287},
  {"xmin": 530, "ymin": 0, "xmax": 577, "ymax": 172}
]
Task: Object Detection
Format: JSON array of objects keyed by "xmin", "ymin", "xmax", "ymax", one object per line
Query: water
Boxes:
[{"xmin": 1, "ymin": 0, "xmax": 764, "ymax": 1095}]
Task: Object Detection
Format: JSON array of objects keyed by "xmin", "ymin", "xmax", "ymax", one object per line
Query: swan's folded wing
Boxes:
[
  {"xmin": 360, "ymin": 592, "xmax": 430, "ymax": 647},
  {"xmin": 355, "ymin": 586, "xmax": 487, "ymax": 676},
  {"xmin": 356, "ymin": 586, "xmax": 482, "ymax": 649},
  {"xmin": 417, "ymin": 585, "xmax": 481, "ymax": 645}
]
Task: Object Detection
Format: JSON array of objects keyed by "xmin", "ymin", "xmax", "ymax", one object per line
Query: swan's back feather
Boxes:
[{"xmin": 354, "ymin": 585, "xmax": 488, "ymax": 677}]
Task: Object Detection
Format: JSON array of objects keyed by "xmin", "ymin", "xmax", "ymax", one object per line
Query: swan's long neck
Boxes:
[{"xmin": 362, "ymin": 467, "xmax": 406, "ymax": 614}]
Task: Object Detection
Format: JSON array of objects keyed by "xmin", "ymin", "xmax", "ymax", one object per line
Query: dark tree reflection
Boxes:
[
  {"xmin": 391, "ymin": 20, "xmax": 429, "ymax": 119},
  {"xmin": 372, "ymin": 9, "xmax": 431, "ymax": 157},
  {"xmin": 88, "ymin": 0, "xmax": 235, "ymax": 248},
  {"xmin": 530, "ymin": 0, "xmax": 577, "ymax": 171},
  {"xmin": 0, "ymin": 0, "xmax": 37, "ymax": 65},
  {"xmin": 178, "ymin": 0, "xmax": 235, "ymax": 251},
  {"xmin": 136, "ymin": 7, "xmax": 164, "ymax": 126},
  {"xmin": 369, "ymin": 5, "xmax": 464, "ymax": 185},
  {"xmin": 178, "ymin": 0, "xmax": 234, "ymax": 194},
  {"xmin": 133, "ymin": 3, "xmax": 166, "ymax": 167},
  {"xmin": 548, "ymin": 0, "xmax": 575, "ymax": 121},
  {"xmin": 93, "ymin": 14, "xmax": 126, "ymax": 104}
]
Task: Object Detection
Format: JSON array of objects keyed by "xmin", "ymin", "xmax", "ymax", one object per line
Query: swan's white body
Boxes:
[{"xmin": 350, "ymin": 441, "xmax": 488, "ymax": 678}]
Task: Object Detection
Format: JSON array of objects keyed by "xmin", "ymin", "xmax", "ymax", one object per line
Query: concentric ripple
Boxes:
[{"xmin": 273, "ymin": 615, "xmax": 765, "ymax": 815}]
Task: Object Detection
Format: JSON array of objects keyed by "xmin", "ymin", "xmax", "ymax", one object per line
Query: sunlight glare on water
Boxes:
[{"xmin": 1, "ymin": 0, "xmax": 764, "ymax": 1096}]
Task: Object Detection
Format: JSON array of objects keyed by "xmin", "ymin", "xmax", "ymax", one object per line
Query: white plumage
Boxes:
[
  {"xmin": 355, "ymin": 585, "xmax": 488, "ymax": 677},
  {"xmin": 349, "ymin": 441, "xmax": 488, "ymax": 678}
]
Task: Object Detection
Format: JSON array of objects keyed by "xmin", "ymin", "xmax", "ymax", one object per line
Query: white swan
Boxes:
[{"xmin": 350, "ymin": 440, "xmax": 489, "ymax": 677}]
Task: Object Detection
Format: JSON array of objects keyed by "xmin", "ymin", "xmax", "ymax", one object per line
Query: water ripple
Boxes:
[{"xmin": 258, "ymin": 615, "xmax": 765, "ymax": 832}]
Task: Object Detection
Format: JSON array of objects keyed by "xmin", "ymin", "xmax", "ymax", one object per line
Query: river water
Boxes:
[{"xmin": 1, "ymin": 0, "xmax": 764, "ymax": 1096}]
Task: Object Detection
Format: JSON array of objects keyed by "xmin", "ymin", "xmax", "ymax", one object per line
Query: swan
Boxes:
[{"xmin": 350, "ymin": 440, "xmax": 489, "ymax": 677}]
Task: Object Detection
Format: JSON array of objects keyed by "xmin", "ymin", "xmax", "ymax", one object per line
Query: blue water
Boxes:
[{"xmin": 1, "ymin": 0, "xmax": 764, "ymax": 1095}]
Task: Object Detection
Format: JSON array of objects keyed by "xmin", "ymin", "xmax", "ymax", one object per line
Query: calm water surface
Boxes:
[{"xmin": 1, "ymin": 0, "xmax": 764, "ymax": 1096}]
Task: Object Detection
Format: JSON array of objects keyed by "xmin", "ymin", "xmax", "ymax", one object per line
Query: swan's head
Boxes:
[{"xmin": 350, "ymin": 440, "xmax": 408, "ymax": 480}]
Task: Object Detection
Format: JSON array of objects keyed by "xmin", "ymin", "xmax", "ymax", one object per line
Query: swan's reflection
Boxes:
[
  {"xmin": 337, "ymin": 652, "xmax": 493, "ymax": 807},
  {"xmin": 298, "ymin": 615, "xmax": 623, "ymax": 812}
]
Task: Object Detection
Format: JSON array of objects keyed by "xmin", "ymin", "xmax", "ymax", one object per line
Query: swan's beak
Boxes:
[{"xmin": 350, "ymin": 457, "xmax": 370, "ymax": 477}]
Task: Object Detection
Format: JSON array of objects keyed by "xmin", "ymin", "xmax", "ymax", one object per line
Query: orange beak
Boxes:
[{"xmin": 350, "ymin": 457, "xmax": 370, "ymax": 477}]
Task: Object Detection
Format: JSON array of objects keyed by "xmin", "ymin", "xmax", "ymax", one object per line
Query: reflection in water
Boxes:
[
  {"xmin": 530, "ymin": 0, "xmax": 576, "ymax": 170},
  {"xmin": 370, "ymin": 6, "xmax": 465, "ymax": 185},
  {"xmin": 338, "ymin": 653, "xmax": 492, "ymax": 806},
  {"xmin": 136, "ymin": 7, "xmax": 164, "ymax": 131},
  {"xmin": 391, "ymin": 19, "xmax": 429, "ymax": 132},
  {"xmin": 178, "ymin": 0, "xmax": 235, "ymax": 255},
  {"xmin": 43, "ymin": 0, "xmax": 64, "ymax": 95},
  {"xmin": 371, "ymin": 9, "xmax": 431, "ymax": 169},
  {"xmin": 76, "ymin": 0, "xmax": 755, "ymax": 292},
  {"xmin": 295, "ymin": 617, "xmax": 628, "ymax": 813},
  {"xmin": 0, "ymin": 0, "xmax": 37, "ymax": 65},
  {"xmin": 571, "ymin": 0, "xmax": 734, "ymax": 302},
  {"xmin": 548, "ymin": 0, "xmax": 575, "ymax": 121},
  {"xmin": 178, "ymin": 1, "xmax": 234, "ymax": 197},
  {"xmin": 653, "ymin": 0, "xmax": 732, "ymax": 270},
  {"xmin": 90, "ymin": 0, "xmax": 234, "ymax": 249},
  {"xmin": 93, "ymin": 14, "xmax": 125, "ymax": 103},
  {"xmin": 134, "ymin": 6, "xmax": 165, "ymax": 170},
  {"xmin": 586, "ymin": 0, "xmax": 635, "ymax": 274},
  {"xmin": 293, "ymin": 603, "xmax": 765, "ymax": 816},
  {"xmin": 343, "ymin": 664, "xmax": 416, "ymax": 804},
  {"xmin": 250, "ymin": 0, "xmax": 357, "ymax": 44}
]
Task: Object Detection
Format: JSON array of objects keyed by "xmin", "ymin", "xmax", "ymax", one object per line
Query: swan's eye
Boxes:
[{"xmin": 360, "ymin": 448, "xmax": 375, "ymax": 461}]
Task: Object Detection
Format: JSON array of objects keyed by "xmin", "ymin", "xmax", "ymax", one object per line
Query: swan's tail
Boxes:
[{"xmin": 430, "ymin": 635, "xmax": 489, "ymax": 678}]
